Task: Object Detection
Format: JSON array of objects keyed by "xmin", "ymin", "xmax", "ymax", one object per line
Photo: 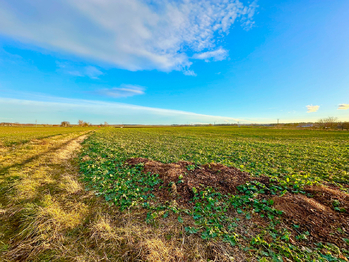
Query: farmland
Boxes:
[
  {"xmin": 80, "ymin": 127, "xmax": 349, "ymax": 261},
  {"xmin": 1, "ymin": 126, "xmax": 349, "ymax": 261},
  {"xmin": 0, "ymin": 126, "xmax": 92, "ymax": 147}
]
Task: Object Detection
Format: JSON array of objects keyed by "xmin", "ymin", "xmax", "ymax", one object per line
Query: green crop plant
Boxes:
[{"xmin": 79, "ymin": 126, "xmax": 349, "ymax": 261}]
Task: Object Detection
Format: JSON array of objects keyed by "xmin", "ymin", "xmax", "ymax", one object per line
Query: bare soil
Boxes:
[
  {"xmin": 127, "ymin": 157, "xmax": 270, "ymax": 205},
  {"xmin": 127, "ymin": 158, "xmax": 349, "ymax": 248}
]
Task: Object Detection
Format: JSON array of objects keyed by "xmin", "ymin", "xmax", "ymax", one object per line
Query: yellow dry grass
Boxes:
[
  {"xmin": 59, "ymin": 174, "xmax": 83, "ymax": 194},
  {"xmin": 14, "ymin": 166, "xmax": 55, "ymax": 201}
]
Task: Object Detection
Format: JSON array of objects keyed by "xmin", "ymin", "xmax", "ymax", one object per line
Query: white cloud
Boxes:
[
  {"xmin": 306, "ymin": 105, "xmax": 320, "ymax": 113},
  {"xmin": 338, "ymin": 104, "xmax": 349, "ymax": 110},
  {"xmin": 57, "ymin": 62, "xmax": 103, "ymax": 79},
  {"xmin": 193, "ymin": 48, "xmax": 228, "ymax": 62},
  {"xmin": 0, "ymin": 0, "xmax": 256, "ymax": 73},
  {"xmin": 0, "ymin": 96, "xmax": 246, "ymax": 125},
  {"xmin": 96, "ymin": 85, "xmax": 145, "ymax": 98},
  {"xmin": 183, "ymin": 69, "xmax": 197, "ymax": 76},
  {"xmin": 84, "ymin": 66, "xmax": 103, "ymax": 79}
]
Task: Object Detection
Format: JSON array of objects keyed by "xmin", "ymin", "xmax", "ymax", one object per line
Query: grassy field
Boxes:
[
  {"xmin": 1, "ymin": 126, "xmax": 349, "ymax": 261},
  {"xmin": 82, "ymin": 126, "xmax": 349, "ymax": 186},
  {"xmin": 0, "ymin": 126, "xmax": 94, "ymax": 147},
  {"xmin": 80, "ymin": 126, "xmax": 349, "ymax": 261}
]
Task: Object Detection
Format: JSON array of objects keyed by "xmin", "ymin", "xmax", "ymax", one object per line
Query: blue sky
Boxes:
[{"xmin": 0, "ymin": 0, "xmax": 348, "ymax": 125}]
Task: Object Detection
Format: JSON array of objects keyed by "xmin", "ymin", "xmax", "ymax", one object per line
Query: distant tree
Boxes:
[
  {"xmin": 61, "ymin": 121, "xmax": 70, "ymax": 127},
  {"xmin": 78, "ymin": 120, "xmax": 84, "ymax": 126},
  {"xmin": 318, "ymin": 117, "xmax": 338, "ymax": 129},
  {"xmin": 342, "ymin": 122, "xmax": 349, "ymax": 130},
  {"xmin": 338, "ymin": 122, "xmax": 349, "ymax": 130},
  {"xmin": 104, "ymin": 122, "xmax": 108, "ymax": 126}
]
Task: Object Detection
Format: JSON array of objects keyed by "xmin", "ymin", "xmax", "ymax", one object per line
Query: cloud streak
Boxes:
[
  {"xmin": 56, "ymin": 62, "xmax": 103, "ymax": 79},
  {"xmin": 0, "ymin": 96, "xmax": 246, "ymax": 125},
  {"xmin": 96, "ymin": 85, "xmax": 145, "ymax": 98},
  {"xmin": 306, "ymin": 105, "xmax": 319, "ymax": 113},
  {"xmin": 193, "ymin": 48, "xmax": 228, "ymax": 62},
  {"xmin": 338, "ymin": 104, "xmax": 349, "ymax": 110},
  {"xmin": 0, "ymin": 0, "xmax": 256, "ymax": 73}
]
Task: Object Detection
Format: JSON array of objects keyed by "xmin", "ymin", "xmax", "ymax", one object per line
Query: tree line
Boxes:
[
  {"xmin": 60, "ymin": 120, "xmax": 109, "ymax": 127},
  {"xmin": 317, "ymin": 117, "xmax": 349, "ymax": 130}
]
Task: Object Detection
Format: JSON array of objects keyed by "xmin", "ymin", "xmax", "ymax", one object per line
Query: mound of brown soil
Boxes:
[
  {"xmin": 126, "ymin": 157, "xmax": 270, "ymax": 205},
  {"xmin": 304, "ymin": 185, "xmax": 349, "ymax": 215},
  {"xmin": 273, "ymin": 193, "xmax": 348, "ymax": 246}
]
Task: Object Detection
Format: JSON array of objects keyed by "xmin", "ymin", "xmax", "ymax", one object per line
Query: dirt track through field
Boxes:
[
  {"xmin": 1, "ymin": 132, "xmax": 229, "ymax": 262},
  {"xmin": 0, "ymin": 132, "xmax": 93, "ymax": 261},
  {"xmin": 54, "ymin": 135, "xmax": 88, "ymax": 161}
]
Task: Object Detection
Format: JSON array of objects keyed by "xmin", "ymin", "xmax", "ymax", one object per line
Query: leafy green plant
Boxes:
[{"xmin": 79, "ymin": 126, "xmax": 349, "ymax": 261}]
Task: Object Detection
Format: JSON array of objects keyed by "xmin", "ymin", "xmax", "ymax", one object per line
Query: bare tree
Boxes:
[
  {"xmin": 318, "ymin": 117, "xmax": 338, "ymax": 129},
  {"xmin": 61, "ymin": 121, "xmax": 70, "ymax": 127},
  {"xmin": 104, "ymin": 121, "xmax": 108, "ymax": 126},
  {"xmin": 78, "ymin": 120, "xmax": 84, "ymax": 126}
]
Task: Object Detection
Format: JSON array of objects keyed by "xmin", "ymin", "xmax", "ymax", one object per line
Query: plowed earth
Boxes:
[{"xmin": 126, "ymin": 158, "xmax": 349, "ymax": 248}]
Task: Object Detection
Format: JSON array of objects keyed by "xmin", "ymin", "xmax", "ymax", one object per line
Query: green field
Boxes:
[
  {"xmin": 0, "ymin": 126, "xmax": 93, "ymax": 147},
  {"xmin": 82, "ymin": 126, "xmax": 349, "ymax": 186},
  {"xmin": 1, "ymin": 126, "xmax": 349, "ymax": 261},
  {"xmin": 80, "ymin": 126, "xmax": 349, "ymax": 261}
]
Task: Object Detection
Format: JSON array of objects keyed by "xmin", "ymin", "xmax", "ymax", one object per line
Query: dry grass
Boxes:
[
  {"xmin": 59, "ymin": 174, "xmax": 83, "ymax": 194},
  {"xmin": 14, "ymin": 166, "xmax": 55, "ymax": 201},
  {"xmin": 0, "ymin": 132, "xmax": 90, "ymax": 261},
  {"xmin": 0, "ymin": 130, "xmax": 248, "ymax": 262}
]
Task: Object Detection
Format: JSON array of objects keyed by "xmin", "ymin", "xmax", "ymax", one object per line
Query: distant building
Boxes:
[{"xmin": 297, "ymin": 123, "xmax": 314, "ymax": 128}]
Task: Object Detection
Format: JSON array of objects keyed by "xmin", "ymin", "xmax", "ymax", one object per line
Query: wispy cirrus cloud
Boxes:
[
  {"xmin": 0, "ymin": 96, "xmax": 248, "ymax": 125},
  {"xmin": 306, "ymin": 105, "xmax": 320, "ymax": 113},
  {"xmin": 0, "ymin": 0, "xmax": 257, "ymax": 74},
  {"xmin": 193, "ymin": 48, "xmax": 228, "ymax": 62},
  {"xmin": 96, "ymin": 85, "xmax": 145, "ymax": 98},
  {"xmin": 83, "ymin": 66, "xmax": 103, "ymax": 79},
  {"xmin": 56, "ymin": 62, "xmax": 103, "ymax": 79},
  {"xmin": 338, "ymin": 104, "xmax": 349, "ymax": 110},
  {"xmin": 183, "ymin": 70, "xmax": 197, "ymax": 76}
]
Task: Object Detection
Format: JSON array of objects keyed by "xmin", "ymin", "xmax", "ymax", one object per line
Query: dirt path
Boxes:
[
  {"xmin": 0, "ymin": 132, "xmax": 93, "ymax": 261},
  {"xmin": 54, "ymin": 135, "xmax": 88, "ymax": 162}
]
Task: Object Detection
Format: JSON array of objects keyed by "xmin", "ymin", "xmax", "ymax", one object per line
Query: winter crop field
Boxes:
[
  {"xmin": 1, "ymin": 126, "xmax": 349, "ymax": 261},
  {"xmin": 0, "ymin": 126, "xmax": 92, "ymax": 147},
  {"xmin": 80, "ymin": 126, "xmax": 349, "ymax": 261}
]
